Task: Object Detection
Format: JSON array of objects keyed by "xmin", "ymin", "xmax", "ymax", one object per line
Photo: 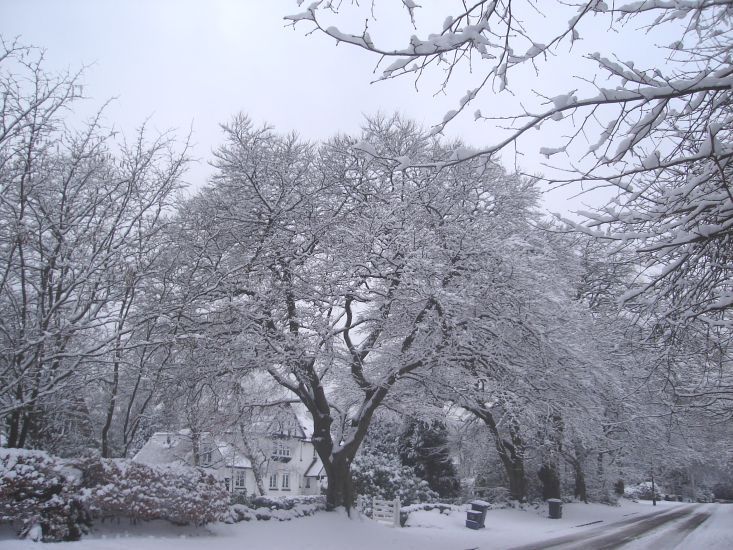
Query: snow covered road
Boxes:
[
  {"xmin": 1, "ymin": 501, "xmax": 730, "ymax": 549},
  {"xmin": 511, "ymin": 503, "xmax": 729, "ymax": 549}
]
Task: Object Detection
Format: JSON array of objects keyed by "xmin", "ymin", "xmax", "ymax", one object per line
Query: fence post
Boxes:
[{"xmin": 393, "ymin": 498, "xmax": 401, "ymax": 527}]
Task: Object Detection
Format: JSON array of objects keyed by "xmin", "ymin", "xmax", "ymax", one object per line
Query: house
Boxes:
[{"xmin": 133, "ymin": 404, "xmax": 326, "ymax": 497}]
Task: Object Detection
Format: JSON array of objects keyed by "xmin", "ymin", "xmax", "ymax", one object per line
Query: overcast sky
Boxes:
[{"xmin": 1, "ymin": 0, "xmax": 673, "ymax": 214}]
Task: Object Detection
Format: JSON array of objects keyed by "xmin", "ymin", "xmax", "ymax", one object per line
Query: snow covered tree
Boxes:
[
  {"xmin": 0, "ymin": 40, "xmax": 188, "ymax": 450},
  {"xmin": 178, "ymin": 113, "xmax": 539, "ymax": 511},
  {"xmin": 351, "ymin": 448, "xmax": 438, "ymax": 505},
  {"xmin": 399, "ymin": 419, "xmax": 461, "ymax": 499},
  {"xmin": 287, "ymin": 1, "xmax": 733, "ymax": 416}
]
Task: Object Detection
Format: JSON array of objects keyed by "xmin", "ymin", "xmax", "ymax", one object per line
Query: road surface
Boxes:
[{"xmin": 509, "ymin": 503, "xmax": 729, "ymax": 549}]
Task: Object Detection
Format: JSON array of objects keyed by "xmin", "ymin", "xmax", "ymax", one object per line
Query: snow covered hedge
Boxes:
[
  {"xmin": 0, "ymin": 449, "xmax": 88, "ymax": 542},
  {"xmin": 225, "ymin": 495, "xmax": 327, "ymax": 523},
  {"xmin": 0, "ymin": 449, "xmax": 229, "ymax": 542},
  {"xmin": 72, "ymin": 456, "xmax": 229, "ymax": 526}
]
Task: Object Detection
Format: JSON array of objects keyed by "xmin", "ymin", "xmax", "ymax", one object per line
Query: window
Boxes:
[
  {"xmin": 281, "ymin": 472, "xmax": 290, "ymax": 490},
  {"xmin": 200, "ymin": 443, "xmax": 213, "ymax": 466},
  {"xmin": 305, "ymin": 477, "xmax": 311, "ymax": 489},
  {"xmin": 269, "ymin": 473, "xmax": 278, "ymax": 490},
  {"xmin": 234, "ymin": 469, "xmax": 246, "ymax": 491},
  {"xmin": 272, "ymin": 440, "xmax": 291, "ymax": 460}
]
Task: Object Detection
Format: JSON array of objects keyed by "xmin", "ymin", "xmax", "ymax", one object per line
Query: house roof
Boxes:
[
  {"xmin": 304, "ymin": 456, "xmax": 325, "ymax": 478},
  {"xmin": 133, "ymin": 431, "xmax": 252, "ymax": 469},
  {"xmin": 133, "ymin": 432, "xmax": 195, "ymax": 466},
  {"xmin": 216, "ymin": 439, "xmax": 252, "ymax": 469},
  {"xmin": 290, "ymin": 403, "xmax": 314, "ymax": 440}
]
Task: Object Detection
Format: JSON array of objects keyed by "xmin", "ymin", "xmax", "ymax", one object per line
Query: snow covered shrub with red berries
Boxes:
[
  {"xmin": 0, "ymin": 448, "xmax": 88, "ymax": 542},
  {"xmin": 1, "ymin": 449, "xmax": 229, "ymax": 541},
  {"xmin": 72, "ymin": 456, "xmax": 229, "ymax": 526}
]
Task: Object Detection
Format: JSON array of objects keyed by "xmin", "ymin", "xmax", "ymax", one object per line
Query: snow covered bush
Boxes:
[
  {"xmin": 482, "ymin": 487, "xmax": 513, "ymax": 508},
  {"xmin": 352, "ymin": 450, "xmax": 437, "ymax": 505},
  {"xmin": 399, "ymin": 502, "xmax": 462, "ymax": 527},
  {"xmin": 624, "ymin": 482, "xmax": 662, "ymax": 501},
  {"xmin": 245, "ymin": 494, "xmax": 325, "ymax": 511},
  {"xmin": 73, "ymin": 456, "xmax": 229, "ymax": 525},
  {"xmin": 0, "ymin": 448, "xmax": 88, "ymax": 542},
  {"xmin": 0, "ymin": 450, "xmax": 228, "ymax": 542},
  {"xmin": 225, "ymin": 496, "xmax": 326, "ymax": 523}
]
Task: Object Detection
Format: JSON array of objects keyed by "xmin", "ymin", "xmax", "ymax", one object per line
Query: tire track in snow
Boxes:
[{"xmin": 508, "ymin": 505, "xmax": 700, "ymax": 550}]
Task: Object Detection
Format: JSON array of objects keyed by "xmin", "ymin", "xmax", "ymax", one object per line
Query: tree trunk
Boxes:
[
  {"xmin": 573, "ymin": 463, "xmax": 587, "ymax": 503},
  {"xmin": 239, "ymin": 425, "xmax": 266, "ymax": 496},
  {"xmin": 507, "ymin": 463, "xmax": 527, "ymax": 501},
  {"xmin": 497, "ymin": 441, "xmax": 527, "ymax": 501},
  {"xmin": 191, "ymin": 430, "xmax": 200, "ymax": 466},
  {"xmin": 324, "ymin": 453, "xmax": 355, "ymax": 512},
  {"xmin": 100, "ymin": 358, "xmax": 119, "ymax": 458},
  {"xmin": 470, "ymin": 406, "xmax": 527, "ymax": 501},
  {"xmin": 6, "ymin": 406, "xmax": 21, "ymax": 448},
  {"xmin": 538, "ymin": 464, "xmax": 561, "ymax": 500}
]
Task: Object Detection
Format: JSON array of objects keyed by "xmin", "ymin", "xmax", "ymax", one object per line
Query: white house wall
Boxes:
[{"xmin": 263, "ymin": 438, "xmax": 321, "ymax": 496}]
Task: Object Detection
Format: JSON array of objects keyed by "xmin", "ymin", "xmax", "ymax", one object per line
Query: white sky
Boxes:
[{"xmin": 0, "ymin": 0, "xmax": 676, "ymax": 215}]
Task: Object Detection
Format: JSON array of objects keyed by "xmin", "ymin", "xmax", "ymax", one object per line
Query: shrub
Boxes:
[
  {"xmin": 352, "ymin": 450, "xmax": 438, "ymax": 506},
  {"xmin": 483, "ymin": 487, "xmax": 512, "ymax": 507},
  {"xmin": 713, "ymin": 482, "xmax": 733, "ymax": 501},
  {"xmin": 1, "ymin": 450, "xmax": 229, "ymax": 541},
  {"xmin": 0, "ymin": 448, "xmax": 88, "ymax": 542},
  {"xmin": 225, "ymin": 495, "xmax": 327, "ymax": 523},
  {"xmin": 613, "ymin": 479, "xmax": 625, "ymax": 496},
  {"xmin": 73, "ymin": 456, "xmax": 229, "ymax": 525},
  {"xmin": 624, "ymin": 481, "xmax": 662, "ymax": 501}
]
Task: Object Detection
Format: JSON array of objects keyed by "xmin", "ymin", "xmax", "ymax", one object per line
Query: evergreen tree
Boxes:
[{"xmin": 399, "ymin": 420, "xmax": 461, "ymax": 499}]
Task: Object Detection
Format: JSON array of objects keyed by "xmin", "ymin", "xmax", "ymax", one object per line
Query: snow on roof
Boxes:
[
  {"xmin": 132, "ymin": 432, "xmax": 192, "ymax": 466},
  {"xmin": 304, "ymin": 456, "xmax": 325, "ymax": 478},
  {"xmin": 215, "ymin": 439, "xmax": 252, "ymax": 469},
  {"xmin": 133, "ymin": 431, "xmax": 254, "ymax": 470},
  {"xmin": 290, "ymin": 403, "xmax": 314, "ymax": 440}
]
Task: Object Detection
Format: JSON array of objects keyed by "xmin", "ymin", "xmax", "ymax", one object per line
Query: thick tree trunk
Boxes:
[
  {"xmin": 470, "ymin": 406, "xmax": 527, "ymax": 501},
  {"xmin": 508, "ymin": 460, "xmax": 527, "ymax": 501},
  {"xmin": 497, "ymin": 442, "xmax": 527, "ymax": 501},
  {"xmin": 538, "ymin": 464, "xmax": 561, "ymax": 500},
  {"xmin": 324, "ymin": 455, "xmax": 355, "ymax": 511}
]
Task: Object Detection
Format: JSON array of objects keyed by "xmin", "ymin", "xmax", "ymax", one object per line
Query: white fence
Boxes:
[{"xmin": 370, "ymin": 497, "xmax": 401, "ymax": 527}]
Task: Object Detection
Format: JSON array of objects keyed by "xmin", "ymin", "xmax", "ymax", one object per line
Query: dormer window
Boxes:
[{"xmin": 271, "ymin": 440, "xmax": 291, "ymax": 462}]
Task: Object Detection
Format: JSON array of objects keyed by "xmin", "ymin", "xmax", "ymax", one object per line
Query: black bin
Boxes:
[
  {"xmin": 465, "ymin": 499, "xmax": 490, "ymax": 529},
  {"xmin": 548, "ymin": 498, "xmax": 562, "ymax": 519}
]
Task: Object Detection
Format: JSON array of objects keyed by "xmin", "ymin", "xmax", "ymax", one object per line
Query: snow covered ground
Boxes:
[{"xmin": 1, "ymin": 500, "xmax": 731, "ymax": 549}]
